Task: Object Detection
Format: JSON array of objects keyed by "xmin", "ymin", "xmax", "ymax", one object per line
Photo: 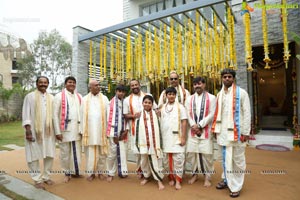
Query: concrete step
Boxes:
[
  {"xmin": 249, "ymin": 130, "xmax": 293, "ymax": 150},
  {"xmin": 0, "ymin": 174, "xmax": 64, "ymax": 200}
]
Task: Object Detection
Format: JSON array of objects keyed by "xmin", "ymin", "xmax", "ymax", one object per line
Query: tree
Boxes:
[
  {"xmin": 31, "ymin": 29, "xmax": 72, "ymax": 91},
  {"xmin": 16, "ymin": 54, "xmax": 37, "ymax": 89},
  {"xmin": 291, "ymin": 32, "xmax": 300, "ymax": 61}
]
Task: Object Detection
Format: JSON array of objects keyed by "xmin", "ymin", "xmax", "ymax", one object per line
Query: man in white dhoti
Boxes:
[
  {"xmin": 22, "ymin": 76, "xmax": 56, "ymax": 189},
  {"xmin": 185, "ymin": 77, "xmax": 216, "ymax": 187},
  {"xmin": 124, "ymin": 79, "xmax": 157, "ymax": 178},
  {"xmin": 81, "ymin": 79, "xmax": 109, "ymax": 181},
  {"xmin": 53, "ymin": 76, "xmax": 82, "ymax": 183},
  {"xmin": 158, "ymin": 71, "xmax": 190, "ymax": 107},
  {"xmin": 211, "ymin": 68, "xmax": 251, "ymax": 198},
  {"xmin": 135, "ymin": 95, "xmax": 164, "ymax": 190},
  {"xmin": 160, "ymin": 87, "xmax": 187, "ymax": 190},
  {"xmin": 106, "ymin": 85, "xmax": 128, "ymax": 182}
]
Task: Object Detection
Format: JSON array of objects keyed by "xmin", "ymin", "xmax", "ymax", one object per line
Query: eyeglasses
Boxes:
[
  {"xmin": 170, "ymin": 78, "xmax": 178, "ymax": 81},
  {"xmin": 222, "ymin": 75, "xmax": 233, "ymax": 79}
]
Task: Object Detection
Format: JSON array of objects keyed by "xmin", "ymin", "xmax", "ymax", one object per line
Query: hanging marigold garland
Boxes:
[
  {"xmin": 242, "ymin": 8, "xmax": 253, "ymax": 71},
  {"xmin": 282, "ymin": 0, "xmax": 290, "ymax": 69},
  {"xmin": 89, "ymin": 40, "xmax": 93, "ymax": 80},
  {"xmin": 262, "ymin": 0, "xmax": 271, "ymax": 69}
]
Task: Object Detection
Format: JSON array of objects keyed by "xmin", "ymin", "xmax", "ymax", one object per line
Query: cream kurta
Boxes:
[
  {"xmin": 215, "ymin": 86, "xmax": 251, "ymax": 147},
  {"xmin": 213, "ymin": 84, "xmax": 251, "ymax": 193},
  {"xmin": 185, "ymin": 92, "xmax": 216, "ymax": 154},
  {"xmin": 53, "ymin": 89, "xmax": 82, "ymax": 142},
  {"xmin": 81, "ymin": 93, "xmax": 109, "ymax": 146},
  {"xmin": 106, "ymin": 97, "xmax": 125, "ymax": 138},
  {"xmin": 123, "ymin": 92, "xmax": 157, "ymax": 150},
  {"xmin": 22, "ymin": 91, "xmax": 56, "ymax": 163},
  {"xmin": 160, "ymin": 102, "xmax": 187, "ymax": 153},
  {"xmin": 158, "ymin": 86, "xmax": 190, "ymax": 107}
]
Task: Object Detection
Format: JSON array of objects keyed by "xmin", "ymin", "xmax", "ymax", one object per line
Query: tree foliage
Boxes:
[{"xmin": 17, "ymin": 29, "xmax": 72, "ymax": 91}]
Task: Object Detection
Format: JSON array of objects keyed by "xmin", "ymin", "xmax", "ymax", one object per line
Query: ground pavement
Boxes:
[{"xmin": 0, "ymin": 147, "xmax": 299, "ymax": 200}]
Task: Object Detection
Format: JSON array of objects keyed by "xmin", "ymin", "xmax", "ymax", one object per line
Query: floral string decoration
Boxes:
[
  {"xmin": 282, "ymin": 0, "xmax": 290, "ymax": 69},
  {"xmin": 241, "ymin": 1, "xmax": 254, "ymax": 71},
  {"xmin": 261, "ymin": 0, "xmax": 271, "ymax": 69}
]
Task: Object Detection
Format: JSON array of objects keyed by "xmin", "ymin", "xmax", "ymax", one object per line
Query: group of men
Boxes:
[{"xmin": 22, "ymin": 68, "xmax": 251, "ymax": 198}]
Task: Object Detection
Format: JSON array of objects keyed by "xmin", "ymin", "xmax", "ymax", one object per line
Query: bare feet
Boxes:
[
  {"xmin": 140, "ymin": 178, "xmax": 149, "ymax": 185},
  {"xmin": 204, "ymin": 178, "xmax": 211, "ymax": 187},
  {"xmin": 64, "ymin": 176, "xmax": 71, "ymax": 183},
  {"xmin": 87, "ymin": 174, "xmax": 96, "ymax": 181},
  {"xmin": 169, "ymin": 180, "xmax": 175, "ymax": 186},
  {"xmin": 44, "ymin": 179, "xmax": 54, "ymax": 185},
  {"xmin": 35, "ymin": 182, "xmax": 45, "ymax": 190},
  {"xmin": 106, "ymin": 176, "xmax": 113, "ymax": 182},
  {"xmin": 188, "ymin": 175, "xmax": 198, "ymax": 185},
  {"xmin": 175, "ymin": 181, "xmax": 182, "ymax": 190},
  {"xmin": 158, "ymin": 181, "xmax": 165, "ymax": 190},
  {"xmin": 98, "ymin": 174, "xmax": 106, "ymax": 180}
]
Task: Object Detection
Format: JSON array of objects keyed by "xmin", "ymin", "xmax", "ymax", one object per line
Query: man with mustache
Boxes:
[
  {"xmin": 123, "ymin": 79, "xmax": 157, "ymax": 178},
  {"xmin": 185, "ymin": 77, "xmax": 216, "ymax": 187},
  {"xmin": 158, "ymin": 71, "xmax": 190, "ymax": 107},
  {"xmin": 22, "ymin": 76, "xmax": 56, "ymax": 189},
  {"xmin": 211, "ymin": 68, "xmax": 251, "ymax": 198}
]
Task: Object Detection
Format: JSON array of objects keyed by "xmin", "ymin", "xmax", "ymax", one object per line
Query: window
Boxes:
[
  {"xmin": 12, "ymin": 59, "xmax": 17, "ymax": 70},
  {"xmin": 12, "ymin": 77, "xmax": 19, "ymax": 84}
]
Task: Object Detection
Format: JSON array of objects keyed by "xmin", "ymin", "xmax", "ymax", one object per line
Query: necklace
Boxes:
[{"xmin": 165, "ymin": 103, "xmax": 174, "ymax": 113}]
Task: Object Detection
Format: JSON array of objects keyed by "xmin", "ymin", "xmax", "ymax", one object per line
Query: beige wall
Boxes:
[{"xmin": 0, "ymin": 53, "xmax": 13, "ymax": 89}]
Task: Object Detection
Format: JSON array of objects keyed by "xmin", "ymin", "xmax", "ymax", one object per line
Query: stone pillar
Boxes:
[{"xmin": 72, "ymin": 26, "xmax": 92, "ymax": 95}]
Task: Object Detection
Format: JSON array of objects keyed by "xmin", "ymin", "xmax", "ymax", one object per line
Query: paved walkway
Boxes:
[{"xmin": 0, "ymin": 147, "xmax": 299, "ymax": 200}]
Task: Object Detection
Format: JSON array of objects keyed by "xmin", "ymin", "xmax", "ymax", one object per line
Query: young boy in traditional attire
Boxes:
[
  {"xmin": 160, "ymin": 87, "xmax": 187, "ymax": 190},
  {"xmin": 135, "ymin": 95, "xmax": 164, "ymax": 190},
  {"xmin": 106, "ymin": 85, "xmax": 128, "ymax": 181}
]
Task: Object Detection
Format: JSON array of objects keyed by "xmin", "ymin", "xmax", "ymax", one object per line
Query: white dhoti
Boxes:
[
  {"xmin": 59, "ymin": 141, "xmax": 82, "ymax": 175},
  {"xmin": 189, "ymin": 153, "xmax": 214, "ymax": 179},
  {"xmin": 85, "ymin": 145, "xmax": 106, "ymax": 175},
  {"xmin": 106, "ymin": 138, "xmax": 128, "ymax": 177},
  {"xmin": 163, "ymin": 153, "xmax": 185, "ymax": 183},
  {"xmin": 221, "ymin": 146, "xmax": 246, "ymax": 192},
  {"xmin": 140, "ymin": 154, "xmax": 163, "ymax": 181},
  {"xmin": 27, "ymin": 157, "xmax": 53, "ymax": 183}
]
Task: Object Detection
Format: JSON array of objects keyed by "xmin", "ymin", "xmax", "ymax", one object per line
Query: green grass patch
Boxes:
[
  {"xmin": 0, "ymin": 184, "xmax": 29, "ymax": 200},
  {"xmin": 0, "ymin": 121, "xmax": 24, "ymax": 150}
]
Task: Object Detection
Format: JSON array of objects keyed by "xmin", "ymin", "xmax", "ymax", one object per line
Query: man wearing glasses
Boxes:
[{"xmin": 158, "ymin": 71, "xmax": 190, "ymax": 107}]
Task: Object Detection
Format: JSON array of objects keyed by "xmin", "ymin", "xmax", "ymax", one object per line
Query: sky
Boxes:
[{"xmin": 0, "ymin": 0, "xmax": 123, "ymax": 44}]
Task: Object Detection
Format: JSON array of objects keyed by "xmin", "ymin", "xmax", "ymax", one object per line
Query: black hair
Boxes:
[
  {"xmin": 221, "ymin": 68, "xmax": 236, "ymax": 78},
  {"xmin": 165, "ymin": 87, "xmax": 177, "ymax": 95},
  {"xmin": 115, "ymin": 84, "xmax": 127, "ymax": 92},
  {"xmin": 143, "ymin": 95, "xmax": 154, "ymax": 103},
  {"xmin": 193, "ymin": 76, "xmax": 206, "ymax": 84},
  {"xmin": 64, "ymin": 76, "xmax": 77, "ymax": 85},
  {"xmin": 36, "ymin": 76, "xmax": 49, "ymax": 84},
  {"xmin": 130, "ymin": 79, "xmax": 140, "ymax": 85}
]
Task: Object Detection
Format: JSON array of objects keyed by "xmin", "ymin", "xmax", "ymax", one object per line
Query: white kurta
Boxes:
[
  {"xmin": 213, "ymin": 85, "xmax": 251, "ymax": 193},
  {"xmin": 185, "ymin": 92, "xmax": 216, "ymax": 154},
  {"xmin": 81, "ymin": 93, "xmax": 109, "ymax": 175},
  {"xmin": 158, "ymin": 86, "xmax": 190, "ymax": 107},
  {"xmin": 81, "ymin": 93, "xmax": 109, "ymax": 146},
  {"xmin": 106, "ymin": 97, "xmax": 128, "ymax": 177},
  {"xmin": 160, "ymin": 102, "xmax": 187, "ymax": 153},
  {"xmin": 53, "ymin": 89, "xmax": 82, "ymax": 142},
  {"xmin": 123, "ymin": 92, "xmax": 157, "ymax": 150},
  {"xmin": 22, "ymin": 91, "xmax": 56, "ymax": 163},
  {"xmin": 53, "ymin": 89, "xmax": 83, "ymax": 175}
]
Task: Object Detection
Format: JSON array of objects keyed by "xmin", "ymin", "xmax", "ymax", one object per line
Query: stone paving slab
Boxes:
[
  {"xmin": 0, "ymin": 193, "xmax": 12, "ymax": 200},
  {"xmin": 1, "ymin": 174, "xmax": 64, "ymax": 200},
  {"xmin": 2, "ymin": 144, "xmax": 24, "ymax": 150}
]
